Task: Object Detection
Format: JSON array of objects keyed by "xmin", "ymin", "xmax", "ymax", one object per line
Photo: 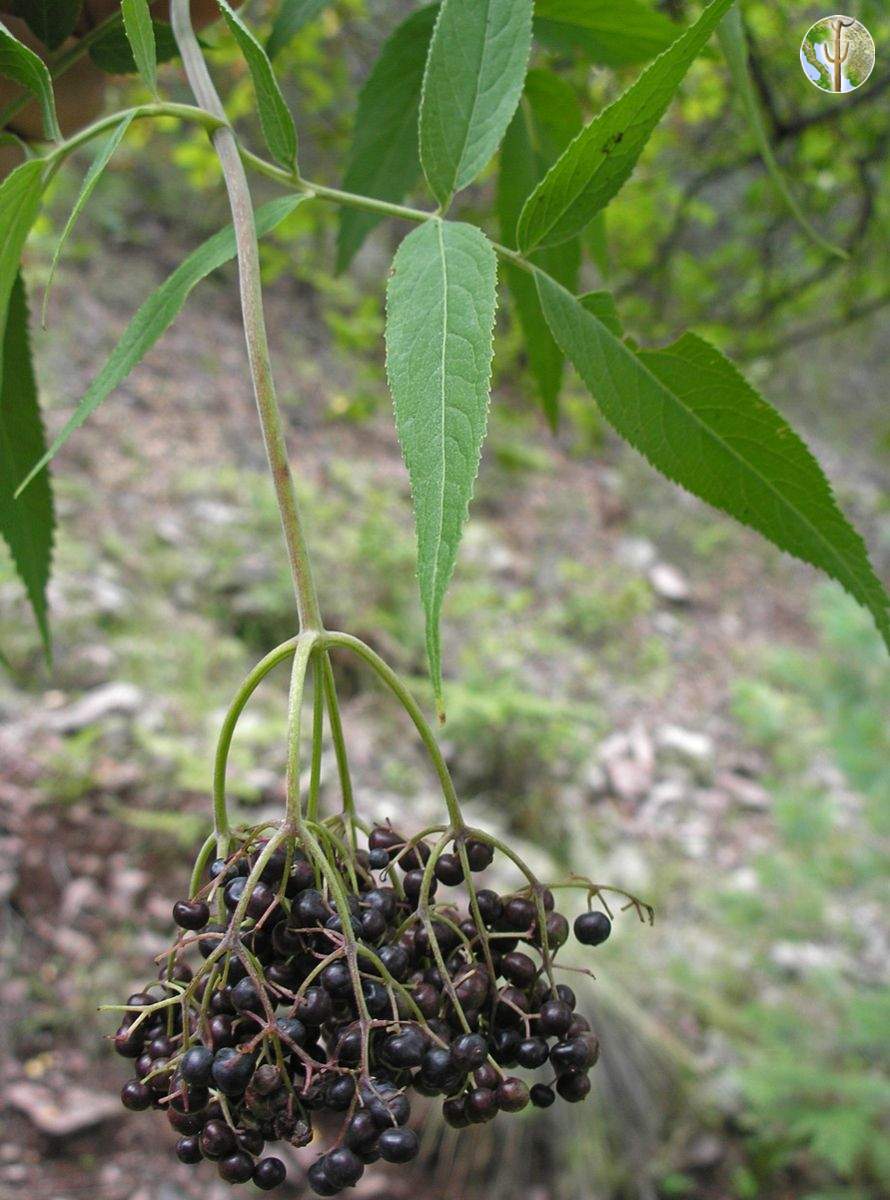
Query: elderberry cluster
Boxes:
[{"xmin": 113, "ymin": 823, "xmax": 616, "ymax": 1193}]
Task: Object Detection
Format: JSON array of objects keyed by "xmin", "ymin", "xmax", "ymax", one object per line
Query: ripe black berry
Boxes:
[
  {"xmin": 176, "ymin": 1134, "xmax": 203, "ymax": 1164},
  {"xmin": 211, "ymin": 1048, "xmax": 255, "ymax": 1096},
  {"xmin": 434, "ymin": 853, "xmax": 464, "ymax": 886},
  {"xmin": 307, "ymin": 1159, "xmax": 339, "ymax": 1197},
  {"xmin": 180, "ymin": 1045, "xmax": 214, "ymax": 1086},
  {"xmin": 451, "ymin": 1032, "xmax": 487, "ymax": 1070},
  {"xmin": 121, "ymin": 1079, "xmax": 153, "ymax": 1111},
  {"xmin": 218, "ymin": 1151, "xmax": 255, "ymax": 1184},
  {"xmin": 200, "ymin": 1119, "xmax": 237, "ymax": 1160},
  {"xmin": 172, "ymin": 898, "xmax": 210, "ymax": 930},
  {"xmin": 465, "ymin": 838, "xmax": 494, "ymax": 872},
  {"xmin": 384, "ymin": 1027, "xmax": 427, "ymax": 1069},
  {"xmin": 574, "ymin": 910, "xmax": 612, "ymax": 946},
  {"xmin": 378, "ymin": 1126, "xmax": 419, "ymax": 1163},
  {"xmin": 496, "ymin": 1077, "xmax": 530, "ymax": 1112},
  {"xmin": 466, "ymin": 1086, "xmax": 499, "ymax": 1123},
  {"xmin": 296, "ymin": 987, "xmax": 333, "ymax": 1025},
  {"xmin": 324, "ymin": 1147, "xmax": 364, "ymax": 1187},
  {"xmin": 253, "ymin": 1157, "xmax": 287, "ymax": 1190},
  {"xmin": 530, "ymin": 1083, "xmax": 556, "ymax": 1108},
  {"xmin": 556, "ymin": 1070, "xmax": 592, "ymax": 1102},
  {"xmin": 538, "ymin": 998, "xmax": 573, "ymax": 1037}
]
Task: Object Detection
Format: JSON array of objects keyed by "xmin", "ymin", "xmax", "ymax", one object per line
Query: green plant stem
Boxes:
[
  {"xmin": 45, "ymin": 102, "xmax": 224, "ymax": 164},
  {"xmin": 320, "ymin": 655, "xmax": 356, "ymax": 830},
  {"xmin": 212, "ymin": 636, "xmax": 298, "ymax": 844},
  {"xmin": 321, "ymin": 631, "xmax": 464, "ymax": 828},
  {"xmin": 284, "ymin": 633, "xmax": 321, "ymax": 825},
  {"xmin": 170, "ymin": 0, "xmax": 323, "ymax": 633},
  {"xmin": 306, "ymin": 660, "xmax": 325, "ymax": 822},
  {"xmin": 238, "ymin": 147, "xmax": 529, "ymax": 272}
]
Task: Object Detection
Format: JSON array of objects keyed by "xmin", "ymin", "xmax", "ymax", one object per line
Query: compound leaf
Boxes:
[
  {"xmin": 217, "ymin": 0, "xmax": 297, "ymax": 169},
  {"xmin": 385, "ymin": 220, "xmax": 498, "ymax": 711},
  {"xmin": 0, "ymin": 274, "xmax": 53, "ymax": 654},
  {"xmin": 121, "ymin": 0, "xmax": 157, "ymax": 94},
  {"xmin": 0, "ymin": 18, "xmax": 60, "ymax": 140},
  {"xmin": 336, "ymin": 5, "xmax": 437, "ymax": 272},
  {"xmin": 534, "ymin": 0, "xmax": 677, "ymax": 67},
  {"xmin": 536, "ymin": 269, "xmax": 890, "ymax": 652},
  {"xmin": 16, "ymin": 196, "xmax": 308, "ymax": 497},
  {"xmin": 419, "ymin": 0, "xmax": 533, "ymax": 208},
  {"xmin": 518, "ymin": 0, "xmax": 734, "ymax": 252}
]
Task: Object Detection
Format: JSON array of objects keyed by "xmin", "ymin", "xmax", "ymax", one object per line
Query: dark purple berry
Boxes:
[
  {"xmin": 324, "ymin": 1147, "xmax": 364, "ymax": 1188},
  {"xmin": 176, "ymin": 1134, "xmax": 203, "ymax": 1164},
  {"xmin": 497, "ymin": 1076, "xmax": 530, "ymax": 1112},
  {"xmin": 121, "ymin": 1079, "xmax": 153, "ymax": 1111},
  {"xmin": 538, "ymin": 998, "xmax": 573, "ymax": 1037},
  {"xmin": 200, "ymin": 1119, "xmax": 237, "ymax": 1160},
  {"xmin": 253, "ymin": 1157, "xmax": 287, "ymax": 1190},
  {"xmin": 465, "ymin": 839, "xmax": 494, "ymax": 872},
  {"xmin": 378, "ymin": 1126, "xmax": 419, "ymax": 1163},
  {"xmin": 434, "ymin": 853, "xmax": 464, "ymax": 886},
  {"xmin": 218, "ymin": 1151, "xmax": 255, "ymax": 1184},
  {"xmin": 451, "ymin": 1032, "xmax": 487, "ymax": 1070},
  {"xmin": 530, "ymin": 1083, "xmax": 556, "ymax": 1108},
  {"xmin": 172, "ymin": 899, "xmax": 210, "ymax": 930},
  {"xmin": 574, "ymin": 910, "xmax": 612, "ymax": 946},
  {"xmin": 211, "ymin": 1048, "xmax": 255, "ymax": 1096},
  {"xmin": 556, "ymin": 1070, "xmax": 592, "ymax": 1102}
]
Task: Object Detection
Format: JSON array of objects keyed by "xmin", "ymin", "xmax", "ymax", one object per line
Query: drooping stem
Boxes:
[
  {"xmin": 321, "ymin": 631, "xmax": 464, "ymax": 829},
  {"xmin": 170, "ymin": 0, "xmax": 322, "ymax": 633}
]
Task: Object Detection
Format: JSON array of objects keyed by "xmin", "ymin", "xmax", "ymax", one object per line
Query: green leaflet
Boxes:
[
  {"xmin": 498, "ymin": 71, "xmax": 582, "ymax": 427},
  {"xmin": 385, "ymin": 220, "xmax": 498, "ymax": 713},
  {"xmin": 419, "ymin": 0, "xmax": 533, "ymax": 208},
  {"xmin": 89, "ymin": 19, "xmax": 179, "ymax": 75},
  {"xmin": 0, "ymin": 19, "xmax": 60, "ymax": 140},
  {"xmin": 217, "ymin": 0, "xmax": 297, "ymax": 170},
  {"xmin": 16, "ymin": 195, "xmax": 308, "ymax": 498},
  {"xmin": 336, "ymin": 5, "xmax": 437, "ymax": 273},
  {"xmin": 535, "ymin": 269, "xmax": 890, "ymax": 652},
  {"xmin": 0, "ymin": 158, "xmax": 44, "ymax": 388},
  {"xmin": 0, "ymin": 275, "xmax": 54, "ymax": 654},
  {"xmin": 121, "ymin": 0, "xmax": 157, "ymax": 95},
  {"xmin": 717, "ymin": 7, "xmax": 846, "ymax": 260},
  {"xmin": 11, "ymin": 1, "xmax": 81, "ymax": 52},
  {"xmin": 267, "ymin": 0, "xmax": 330, "ymax": 58},
  {"xmin": 579, "ymin": 290, "xmax": 622, "ymax": 337},
  {"xmin": 534, "ymin": 0, "xmax": 677, "ymax": 68},
  {"xmin": 43, "ymin": 112, "xmax": 136, "ymax": 325},
  {"xmin": 518, "ymin": 0, "xmax": 735, "ymax": 252}
]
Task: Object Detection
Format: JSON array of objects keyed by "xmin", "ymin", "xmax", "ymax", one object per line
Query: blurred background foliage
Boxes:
[{"xmin": 2, "ymin": 3, "xmax": 888, "ymax": 1200}]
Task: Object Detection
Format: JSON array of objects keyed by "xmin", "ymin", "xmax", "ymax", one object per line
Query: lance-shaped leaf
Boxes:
[
  {"xmin": 0, "ymin": 158, "xmax": 44, "ymax": 381},
  {"xmin": 386, "ymin": 220, "xmax": 498, "ymax": 711},
  {"xmin": 336, "ymin": 5, "xmax": 437, "ymax": 273},
  {"xmin": 0, "ymin": 274, "xmax": 54, "ymax": 654},
  {"xmin": 89, "ymin": 18, "xmax": 179, "ymax": 74},
  {"xmin": 217, "ymin": 0, "xmax": 297, "ymax": 169},
  {"xmin": 534, "ymin": 0, "xmax": 678, "ymax": 67},
  {"xmin": 0, "ymin": 19, "xmax": 60, "ymax": 140},
  {"xmin": 717, "ymin": 7, "xmax": 845, "ymax": 260},
  {"xmin": 498, "ymin": 71, "xmax": 581, "ymax": 427},
  {"xmin": 267, "ymin": 0, "xmax": 330, "ymax": 58},
  {"xmin": 16, "ymin": 195, "xmax": 307, "ymax": 497},
  {"xmin": 121, "ymin": 0, "xmax": 157, "ymax": 94},
  {"xmin": 419, "ymin": 0, "xmax": 533, "ymax": 208},
  {"xmin": 518, "ymin": 0, "xmax": 734, "ymax": 252},
  {"xmin": 43, "ymin": 112, "xmax": 135, "ymax": 323},
  {"xmin": 535, "ymin": 269, "xmax": 890, "ymax": 652},
  {"xmin": 12, "ymin": 1, "xmax": 82, "ymax": 51}
]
